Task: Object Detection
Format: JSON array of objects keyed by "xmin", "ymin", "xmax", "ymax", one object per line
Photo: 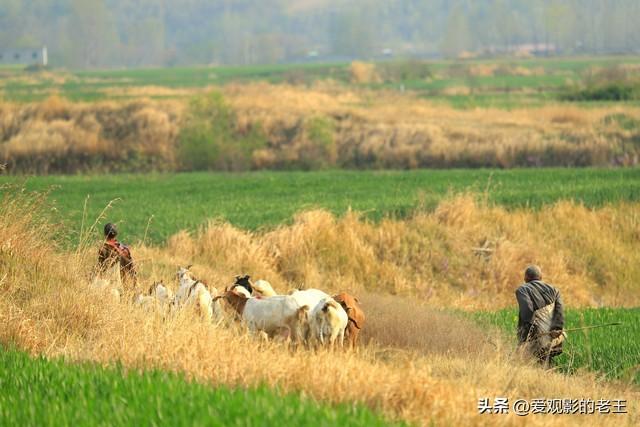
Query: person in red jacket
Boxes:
[{"xmin": 97, "ymin": 222, "xmax": 137, "ymax": 288}]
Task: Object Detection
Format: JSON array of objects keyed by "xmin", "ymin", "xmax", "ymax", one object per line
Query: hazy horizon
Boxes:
[{"xmin": 1, "ymin": 0, "xmax": 640, "ymax": 69}]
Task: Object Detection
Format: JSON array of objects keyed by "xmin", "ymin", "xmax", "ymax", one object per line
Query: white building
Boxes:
[{"xmin": 0, "ymin": 46, "xmax": 48, "ymax": 66}]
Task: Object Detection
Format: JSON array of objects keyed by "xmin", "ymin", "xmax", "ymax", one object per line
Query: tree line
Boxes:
[{"xmin": 1, "ymin": 0, "xmax": 639, "ymax": 68}]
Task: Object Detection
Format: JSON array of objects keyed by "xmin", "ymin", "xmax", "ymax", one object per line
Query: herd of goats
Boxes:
[{"xmin": 95, "ymin": 266, "xmax": 366, "ymax": 349}]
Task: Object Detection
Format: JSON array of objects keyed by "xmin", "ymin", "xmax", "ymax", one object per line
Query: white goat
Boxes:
[
  {"xmin": 174, "ymin": 266, "xmax": 221, "ymax": 322},
  {"xmin": 252, "ymin": 279, "xmax": 278, "ymax": 297},
  {"xmin": 257, "ymin": 287, "xmax": 340, "ymax": 344},
  {"xmin": 135, "ymin": 282, "xmax": 174, "ymax": 311},
  {"xmin": 227, "ymin": 285, "xmax": 345, "ymax": 346},
  {"xmin": 155, "ymin": 282, "xmax": 174, "ymax": 304},
  {"xmin": 217, "ymin": 288, "xmax": 309, "ymax": 342},
  {"xmin": 289, "ymin": 288, "xmax": 330, "ymax": 308},
  {"xmin": 89, "ymin": 276, "xmax": 121, "ymax": 303},
  {"xmin": 266, "ymin": 288, "xmax": 346, "ymax": 347},
  {"xmin": 309, "ymin": 298, "xmax": 349, "ymax": 348},
  {"xmin": 230, "ymin": 284, "xmax": 252, "ymax": 298}
]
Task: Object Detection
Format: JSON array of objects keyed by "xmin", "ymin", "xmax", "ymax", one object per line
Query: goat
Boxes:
[
  {"xmin": 289, "ymin": 288, "xmax": 330, "ymax": 308},
  {"xmin": 154, "ymin": 282, "xmax": 174, "ymax": 305},
  {"xmin": 229, "ymin": 275, "xmax": 278, "ymax": 298},
  {"xmin": 215, "ymin": 288, "xmax": 309, "ymax": 343},
  {"xmin": 174, "ymin": 266, "xmax": 221, "ymax": 322},
  {"xmin": 232, "ymin": 275, "xmax": 253, "ymax": 297},
  {"xmin": 252, "ymin": 279, "xmax": 278, "ymax": 297},
  {"xmin": 286, "ymin": 288, "xmax": 349, "ymax": 348},
  {"xmin": 226, "ymin": 282, "xmax": 251, "ymax": 298},
  {"xmin": 258, "ymin": 287, "xmax": 341, "ymax": 346},
  {"xmin": 333, "ymin": 292, "xmax": 365, "ymax": 348},
  {"xmin": 309, "ymin": 298, "xmax": 348, "ymax": 348},
  {"xmin": 89, "ymin": 276, "xmax": 121, "ymax": 303},
  {"xmin": 135, "ymin": 282, "xmax": 174, "ymax": 312}
]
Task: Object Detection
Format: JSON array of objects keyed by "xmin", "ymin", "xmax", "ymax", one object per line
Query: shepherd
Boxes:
[
  {"xmin": 515, "ymin": 265, "xmax": 565, "ymax": 367},
  {"xmin": 97, "ymin": 222, "xmax": 137, "ymax": 289}
]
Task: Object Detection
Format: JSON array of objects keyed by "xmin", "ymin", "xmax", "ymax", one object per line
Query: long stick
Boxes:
[
  {"xmin": 564, "ymin": 322, "xmax": 622, "ymax": 332},
  {"xmin": 536, "ymin": 322, "xmax": 622, "ymax": 337}
]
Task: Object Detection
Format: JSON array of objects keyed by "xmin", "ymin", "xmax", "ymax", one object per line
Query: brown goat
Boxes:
[{"xmin": 333, "ymin": 292, "xmax": 365, "ymax": 348}]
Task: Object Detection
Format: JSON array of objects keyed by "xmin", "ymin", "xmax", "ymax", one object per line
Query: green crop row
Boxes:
[
  {"xmin": 2, "ymin": 168, "xmax": 638, "ymax": 244},
  {"xmin": 0, "ymin": 346, "xmax": 399, "ymax": 427},
  {"xmin": 4, "ymin": 56, "xmax": 640, "ymax": 107}
]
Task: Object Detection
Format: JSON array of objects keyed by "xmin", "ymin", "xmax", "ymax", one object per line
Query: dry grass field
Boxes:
[
  {"xmin": 228, "ymin": 83, "xmax": 640, "ymax": 169},
  {"xmin": 1, "ymin": 187, "xmax": 638, "ymax": 426},
  {"xmin": 2, "ymin": 83, "xmax": 640, "ymax": 173}
]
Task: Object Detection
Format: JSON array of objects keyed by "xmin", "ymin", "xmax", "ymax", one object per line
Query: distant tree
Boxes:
[
  {"xmin": 441, "ymin": 4, "xmax": 472, "ymax": 58},
  {"xmin": 68, "ymin": 0, "xmax": 120, "ymax": 68},
  {"xmin": 178, "ymin": 92, "xmax": 265, "ymax": 171},
  {"xmin": 0, "ymin": 0, "xmax": 24, "ymax": 47},
  {"xmin": 544, "ymin": 1, "xmax": 574, "ymax": 53},
  {"xmin": 329, "ymin": 6, "xmax": 376, "ymax": 58}
]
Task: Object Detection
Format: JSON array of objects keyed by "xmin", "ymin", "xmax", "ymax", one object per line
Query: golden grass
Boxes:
[
  {"xmin": 225, "ymin": 84, "xmax": 640, "ymax": 168},
  {"xmin": 468, "ymin": 64, "xmax": 499, "ymax": 77},
  {"xmin": 0, "ymin": 97, "xmax": 182, "ymax": 173},
  {"xmin": 350, "ymin": 61, "xmax": 382, "ymax": 84},
  {"xmin": 441, "ymin": 85, "xmax": 472, "ymax": 96},
  {"xmin": 1, "ymin": 189, "xmax": 638, "ymax": 425},
  {"xmin": 2, "ymin": 86, "xmax": 640, "ymax": 172},
  {"xmin": 465, "ymin": 64, "xmax": 546, "ymax": 78},
  {"xmin": 101, "ymin": 85, "xmax": 202, "ymax": 98}
]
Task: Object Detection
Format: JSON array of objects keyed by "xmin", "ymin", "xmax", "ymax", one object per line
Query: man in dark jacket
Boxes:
[
  {"xmin": 97, "ymin": 223, "xmax": 137, "ymax": 288},
  {"xmin": 515, "ymin": 265, "xmax": 565, "ymax": 366}
]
